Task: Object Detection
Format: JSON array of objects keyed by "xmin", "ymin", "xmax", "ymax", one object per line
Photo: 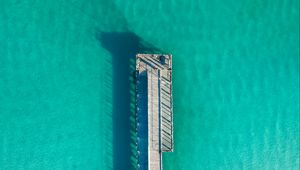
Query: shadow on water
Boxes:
[{"xmin": 96, "ymin": 31, "xmax": 162, "ymax": 170}]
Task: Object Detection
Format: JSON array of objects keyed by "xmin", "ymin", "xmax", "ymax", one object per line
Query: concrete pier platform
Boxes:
[{"xmin": 136, "ymin": 54, "xmax": 173, "ymax": 170}]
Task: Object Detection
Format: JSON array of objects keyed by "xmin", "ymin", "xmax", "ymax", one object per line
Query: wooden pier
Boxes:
[{"xmin": 136, "ymin": 54, "xmax": 173, "ymax": 170}]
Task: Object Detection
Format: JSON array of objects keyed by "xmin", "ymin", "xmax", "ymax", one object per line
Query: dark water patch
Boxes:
[{"xmin": 96, "ymin": 31, "xmax": 162, "ymax": 170}]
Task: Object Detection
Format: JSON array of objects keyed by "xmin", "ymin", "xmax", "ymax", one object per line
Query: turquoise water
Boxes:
[{"xmin": 0, "ymin": 0, "xmax": 299, "ymax": 169}]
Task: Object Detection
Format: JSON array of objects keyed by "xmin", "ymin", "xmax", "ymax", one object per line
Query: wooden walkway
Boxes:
[{"xmin": 136, "ymin": 54, "xmax": 173, "ymax": 170}]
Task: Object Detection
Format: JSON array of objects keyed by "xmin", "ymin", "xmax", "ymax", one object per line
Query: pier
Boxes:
[{"xmin": 136, "ymin": 54, "xmax": 174, "ymax": 170}]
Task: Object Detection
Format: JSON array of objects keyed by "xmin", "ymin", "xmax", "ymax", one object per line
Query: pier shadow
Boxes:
[{"xmin": 96, "ymin": 31, "xmax": 161, "ymax": 170}]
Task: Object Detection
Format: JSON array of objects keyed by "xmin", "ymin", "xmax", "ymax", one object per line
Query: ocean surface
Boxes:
[{"xmin": 0, "ymin": 0, "xmax": 299, "ymax": 169}]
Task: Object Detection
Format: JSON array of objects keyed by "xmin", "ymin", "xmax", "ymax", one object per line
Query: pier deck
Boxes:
[{"xmin": 136, "ymin": 54, "xmax": 173, "ymax": 170}]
